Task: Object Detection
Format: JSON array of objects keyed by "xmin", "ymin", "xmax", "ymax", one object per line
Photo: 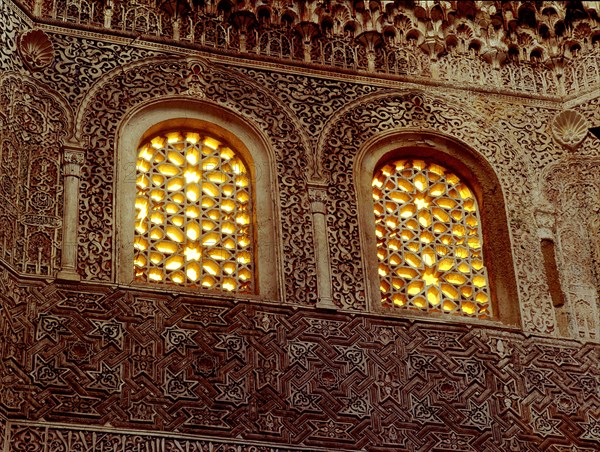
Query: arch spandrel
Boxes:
[
  {"xmin": 317, "ymin": 90, "xmax": 554, "ymax": 334},
  {"xmin": 76, "ymin": 57, "xmax": 318, "ymax": 305}
]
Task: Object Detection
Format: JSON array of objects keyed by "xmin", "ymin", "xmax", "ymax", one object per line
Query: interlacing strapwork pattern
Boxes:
[
  {"xmin": 134, "ymin": 131, "xmax": 253, "ymax": 293},
  {"xmin": 373, "ymin": 159, "xmax": 491, "ymax": 318}
]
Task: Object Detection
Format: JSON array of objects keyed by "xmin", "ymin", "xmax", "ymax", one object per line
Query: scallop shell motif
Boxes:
[
  {"xmin": 551, "ymin": 109, "xmax": 590, "ymax": 151},
  {"xmin": 18, "ymin": 29, "xmax": 55, "ymax": 71}
]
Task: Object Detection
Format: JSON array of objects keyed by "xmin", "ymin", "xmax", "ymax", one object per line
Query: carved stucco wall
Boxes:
[
  {"xmin": 317, "ymin": 90, "xmax": 552, "ymax": 328},
  {"xmin": 75, "ymin": 56, "xmax": 318, "ymax": 304},
  {"xmin": 544, "ymin": 157, "xmax": 600, "ymax": 341},
  {"xmin": 0, "ymin": 269, "xmax": 599, "ymax": 451},
  {"xmin": 0, "ymin": 416, "xmax": 4, "ymax": 450},
  {"xmin": 0, "ymin": 0, "xmax": 28, "ymax": 72},
  {"xmin": 0, "ymin": 73, "xmax": 72, "ymax": 277},
  {"xmin": 539, "ymin": 96, "xmax": 600, "ymax": 342},
  {"xmin": 1, "ymin": 1, "xmax": 600, "ymax": 450},
  {"xmin": 574, "ymin": 95, "xmax": 600, "ymax": 157},
  {"xmin": 29, "ymin": 33, "xmax": 166, "ymax": 110}
]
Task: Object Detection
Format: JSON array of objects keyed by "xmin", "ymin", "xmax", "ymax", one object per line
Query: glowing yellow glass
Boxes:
[
  {"xmin": 373, "ymin": 159, "xmax": 491, "ymax": 318},
  {"xmin": 134, "ymin": 131, "xmax": 253, "ymax": 293}
]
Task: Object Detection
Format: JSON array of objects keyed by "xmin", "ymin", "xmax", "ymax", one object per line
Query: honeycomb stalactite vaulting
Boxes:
[{"xmin": 25, "ymin": 1, "xmax": 600, "ymax": 96}]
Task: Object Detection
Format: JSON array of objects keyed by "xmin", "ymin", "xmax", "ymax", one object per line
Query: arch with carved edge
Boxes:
[
  {"xmin": 116, "ymin": 96, "xmax": 283, "ymax": 301},
  {"xmin": 0, "ymin": 72, "xmax": 77, "ymax": 278},
  {"xmin": 316, "ymin": 89, "xmax": 553, "ymax": 332},
  {"xmin": 355, "ymin": 129, "xmax": 520, "ymax": 326},
  {"xmin": 315, "ymin": 89, "xmax": 536, "ymax": 184},
  {"xmin": 0, "ymin": 71, "xmax": 76, "ymax": 143},
  {"xmin": 74, "ymin": 55, "xmax": 189, "ymax": 141},
  {"xmin": 542, "ymin": 156, "xmax": 600, "ymax": 340},
  {"xmin": 76, "ymin": 56, "xmax": 315, "ymax": 303},
  {"xmin": 74, "ymin": 56, "xmax": 313, "ymax": 161}
]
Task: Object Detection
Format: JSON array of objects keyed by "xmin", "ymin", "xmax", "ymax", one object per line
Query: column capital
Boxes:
[
  {"xmin": 63, "ymin": 143, "xmax": 85, "ymax": 165},
  {"xmin": 535, "ymin": 206, "xmax": 556, "ymax": 240},
  {"xmin": 308, "ymin": 185, "xmax": 328, "ymax": 215}
]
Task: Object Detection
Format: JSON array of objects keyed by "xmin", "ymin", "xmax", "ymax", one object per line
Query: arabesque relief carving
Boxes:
[
  {"xmin": 0, "ymin": 73, "xmax": 72, "ymax": 277},
  {"xmin": 0, "ymin": 265, "xmax": 598, "ymax": 450},
  {"xmin": 77, "ymin": 57, "xmax": 317, "ymax": 304},
  {"xmin": 29, "ymin": 33, "xmax": 164, "ymax": 109},
  {"xmin": 544, "ymin": 158, "xmax": 600, "ymax": 340},
  {"xmin": 1, "ymin": 0, "xmax": 600, "ymax": 450},
  {"xmin": 574, "ymin": 95, "xmax": 600, "ymax": 158},
  {"xmin": 22, "ymin": 1, "xmax": 600, "ymax": 97},
  {"xmin": 319, "ymin": 90, "xmax": 555, "ymax": 333},
  {"xmin": 0, "ymin": 0, "xmax": 28, "ymax": 72}
]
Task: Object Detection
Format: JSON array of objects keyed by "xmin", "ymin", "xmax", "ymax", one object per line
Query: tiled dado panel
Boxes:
[{"xmin": 0, "ymin": 271, "xmax": 599, "ymax": 451}]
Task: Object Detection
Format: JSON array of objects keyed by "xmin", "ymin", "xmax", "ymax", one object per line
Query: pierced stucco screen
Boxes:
[
  {"xmin": 372, "ymin": 159, "xmax": 491, "ymax": 318},
  {"xmin": 134, "ymin": 131, "xmax": 253, "ymax": 293}
]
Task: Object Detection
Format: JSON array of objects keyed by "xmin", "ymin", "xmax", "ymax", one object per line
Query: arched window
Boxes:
[
  {"xmin": 133, "ymin": 131, "xmax": 253, "ymax": 293},
  {"xmin": 356, "ymin": 132, "xmax": 520, "ymax": 326},
  {"xmin": 116, "ymin": 99, "xmax": 281, "ymax": 301},
  {"xmin": 372, "ymin": 158, "xmax": 491, "ymax": 318}
]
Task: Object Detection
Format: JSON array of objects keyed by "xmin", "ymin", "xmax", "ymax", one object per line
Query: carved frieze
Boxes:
[{"xmin": 15, "ymin": 1, "xmax": 600, "ymax": 97}]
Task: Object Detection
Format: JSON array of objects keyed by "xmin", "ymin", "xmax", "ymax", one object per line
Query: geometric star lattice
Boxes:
[
  {"xmin": 134, "ymin": 131, "xmax": 253, "ymax": 293},
  {"xmin": 372, "ymin": 159, "xmax": 491, "ymax": 318}
]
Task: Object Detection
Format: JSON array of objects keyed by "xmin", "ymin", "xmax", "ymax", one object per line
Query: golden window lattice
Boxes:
[
  {"xmin": 372, "ymin": 159, "xmax": 491, "ymax": 318},
  {"xmin": 134, "ymin": 131, "xmax": 253, "ymax": 293}
]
